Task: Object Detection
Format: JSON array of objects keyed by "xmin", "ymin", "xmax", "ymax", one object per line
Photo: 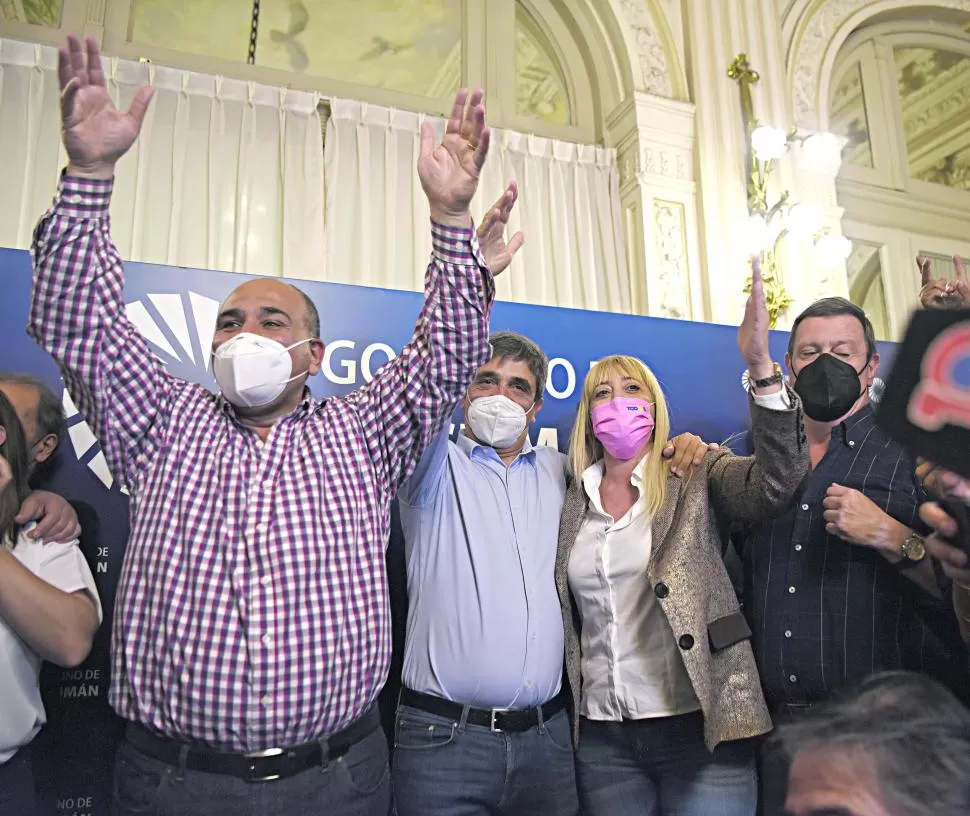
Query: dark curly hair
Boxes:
[{"xmin": 0, "ymin": 389, "xmax": 30, "ymax": 545}]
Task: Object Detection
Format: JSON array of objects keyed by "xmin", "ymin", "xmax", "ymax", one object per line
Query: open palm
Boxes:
[
  {"xmin": 418, "ymin": 88, "xmax": 490, "ymax": 222},
  {"xmin": 476, "ymin": 182, "xmax": 524, "ymax": 276},
  {"xmin": 59, "ymin": 35, "xmax": 153, "ymax": 175}
]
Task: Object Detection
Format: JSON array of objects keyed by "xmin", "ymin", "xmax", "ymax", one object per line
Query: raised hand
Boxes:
[
  {"xmin": 476, "ymin": 182, "xmax": 524, "ymax": 276},
  {"xmin": 418, "ymin": 88, "xmax": 490, "ymax": 228},
  {"xmin": 918, "ymin": 254, "xmax": 969, "ymax": 309},
  {"xmin": 738, "ymin": 256, "xmax": 774, "ymax": 383},
  {"xmin": 59, "ymin": 35, "xmax": 154, "ymax": 179}
]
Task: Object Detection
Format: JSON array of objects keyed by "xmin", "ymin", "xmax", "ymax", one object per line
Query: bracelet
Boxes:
[{"xmin": 750, "ymin": 363, "xmax": 783, "ymax": 389}]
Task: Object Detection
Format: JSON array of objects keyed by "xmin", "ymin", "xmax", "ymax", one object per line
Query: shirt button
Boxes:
[
  {"xmin": 68, "ymin": 194, "xmax": 83, "ymax": 204},
  {"xmin": 801, "ymin": 503, "xmax": 809, "ymax": 510},
  {"xmin": 794, "ymin": 544, "xmax": 803, "ymax": 552},
  {"xmin": 849, "ymin": 440, "xmax": 855, "ymax": 447},
  {"xmin": 525, "ymin": 680, "xmax": 532, "ymax": 688},
  {"xmin": 262, "ymin": 634, "xmax": 272, "ymax": 646},
  {"xmin": 257, "ymin": 523, "xmax": 268, "ymax": 533},
  {"xmin": 256, "ymin": 441, "xmax": 265, "ymax": 451},
  {"xmin": 788, "ymin": 586, "xmax": 796, "ymax": 594},
  {"xmin": 261, "ymin": 695, "xmax": 272, "ymax": 707},
  {"xmin": 262, "ymin": 480, "xmax": 273, "ymax": 489},
  {"xmin": 260, "ymin": 575, "xmax": 271, "ymax": 587},
  {"xmin": 789, "ymin": 674, "xmax": 798, "ymax": 683},
  {"xmin": 784, "ymin": 630, "xmax": 792, "ymax": 638}
]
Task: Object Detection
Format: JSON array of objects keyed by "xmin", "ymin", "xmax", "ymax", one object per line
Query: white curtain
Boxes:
[
  {"xmin": 323, "ymin": 99, "xmax": 632, "ymax": 312},
  {"xmin": 0, "ymin": 37, "xmax": 325, "ymax": 279},
  {"xmin": 0, "ymin": 37, "xmax": 629, "ymax": 311}
]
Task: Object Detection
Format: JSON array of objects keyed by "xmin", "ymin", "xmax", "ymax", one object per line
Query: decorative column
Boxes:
[{"xmin": 606, "ymin": 92, "xmax": 703, "ymax": 320}]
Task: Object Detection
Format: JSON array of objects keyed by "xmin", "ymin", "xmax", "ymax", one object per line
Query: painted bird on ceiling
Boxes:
[
  {"xmin": 269, "ymin": 0, "xmax": 310, "ymax": 71},
  {"xmin": 360, "ymin": 36, "xmax": 414, "ymax": 60}
]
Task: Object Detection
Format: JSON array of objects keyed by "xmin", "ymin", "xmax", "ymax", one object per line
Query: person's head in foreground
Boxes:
[
  {"xmin": 786, "ymin": 297, "xmax": 879, "ymax": 425},
  {"xmin": 569, "ymin": 354, "xmax": 671, "ymax": 515},
  {"xmin": 463, "ymin": 331, "xmax": 546, "ymax": 454},
  {"xmin": 211, "ymin": 279, "xmax": 325, "ymax": 416},
  {"xmin": 778, "ymin": 671, "xmax": 970, "ymax": 816},
  {"xmin": 0, "ymin": 373, "xmax": 67, "ymax": 479},
  {"xmin": 0, "ymin": 390, "xmax": 31, "ymax": 543}
]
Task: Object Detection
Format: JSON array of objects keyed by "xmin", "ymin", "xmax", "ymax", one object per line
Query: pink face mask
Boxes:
[{"xmin": 591, "ymin": 397, "xmax": 655, "ymax": 460}]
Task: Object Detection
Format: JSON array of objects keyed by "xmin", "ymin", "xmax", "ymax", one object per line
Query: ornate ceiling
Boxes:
[
  {"xmin": 831, "ymin": 32, "xmax": 970, "ymax": 191},
  {"xmin": 0, "ymin": 0, "xmax": 62, "ymax": 27}
]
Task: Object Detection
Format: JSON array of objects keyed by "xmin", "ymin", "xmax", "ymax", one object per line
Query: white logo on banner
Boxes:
[{"xmin": 64, "ymin": 292, "xmax": 220, "ymax": 492}]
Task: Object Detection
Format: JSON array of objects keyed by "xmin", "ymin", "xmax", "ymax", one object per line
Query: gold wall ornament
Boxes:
[
  {"xmin": 729, "ymin": 52, "xmax": 795, "ymax": 328},
  {"xmin": 743, "ymin": 248, "xmax": 794, "ymax": 328}
]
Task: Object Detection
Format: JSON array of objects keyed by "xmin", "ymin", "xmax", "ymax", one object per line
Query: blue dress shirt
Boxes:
[{"xmin": 398, "ymin": 427, "xmax": 567, "ymax": 708}]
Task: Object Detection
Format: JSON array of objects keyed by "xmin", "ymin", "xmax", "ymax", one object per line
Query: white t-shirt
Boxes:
[{"xmin": 0, "ymin": 526, "xmax": 102, "ymax": 763}]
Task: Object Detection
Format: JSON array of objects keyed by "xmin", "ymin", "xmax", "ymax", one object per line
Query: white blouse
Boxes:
[
  {"xmin": 0, "ymin": 527, "xmax": 102, "ymax": 763},
  {"xmin": 567, "ymin": 457, "xmax": 699, "ymax": 721}
]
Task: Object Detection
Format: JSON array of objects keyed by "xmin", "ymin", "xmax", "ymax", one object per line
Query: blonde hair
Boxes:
[{"xmin": 568, "ymin": 355, "xmax": 671, "ymax": 517}]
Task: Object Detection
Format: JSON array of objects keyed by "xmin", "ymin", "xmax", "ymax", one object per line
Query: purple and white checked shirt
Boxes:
[{"xmin": 29, "ymin": 175, "xmax": 494, "ymax": 751}]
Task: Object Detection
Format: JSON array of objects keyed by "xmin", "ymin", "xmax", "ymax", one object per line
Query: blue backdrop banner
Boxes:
[{"xmin": 0, "ymin": 246, "xmax": 895, "ymax": 816}]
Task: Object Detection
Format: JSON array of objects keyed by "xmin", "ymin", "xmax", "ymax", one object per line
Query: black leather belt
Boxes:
[
  {"xmin": 124, "ymin": 706, "xmax": 380, "ymax": 783},
  {"xmin": 399, "ymin": 687, "xmax": 565, "ymax": 733}
]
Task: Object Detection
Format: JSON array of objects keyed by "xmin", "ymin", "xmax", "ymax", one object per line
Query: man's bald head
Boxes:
[{"xmin": 216, "ymin": 279, "xmax": 319, "ymax": 344}]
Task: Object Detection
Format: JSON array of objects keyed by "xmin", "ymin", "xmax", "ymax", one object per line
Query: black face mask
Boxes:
[{"xmin": 793, "ymin": 354, "xmax": 868, "ymax": 423}]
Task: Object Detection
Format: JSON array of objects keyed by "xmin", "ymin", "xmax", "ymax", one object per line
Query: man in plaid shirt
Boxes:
[{"xmin": 28, "ymin": 35, "xmax": 501, "ymax": 816}]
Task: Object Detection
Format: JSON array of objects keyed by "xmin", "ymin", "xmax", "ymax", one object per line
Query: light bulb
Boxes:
[
  {"xmin": 788, "ymin": 203, "xmax": 824, "ymax": 239},
  {"xmin": 751, "ymin": 126, "xmax": 788, "ymax": 162},
  {"xmin": 815, "ymin": 233, "xmax": 852, "ymax": 264},
  {"xmin": 745, "ymin": 214, "xmax": 770, "ymax": 254},
  {"xmin": 801, "ymin": 132, "xmax": 842, "ymax": 174}
]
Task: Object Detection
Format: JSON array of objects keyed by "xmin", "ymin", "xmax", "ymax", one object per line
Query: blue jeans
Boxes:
[
  {"xmin": 111, "ymin": 725, "xmax": 390, "ymax": 816},
  {"xmin": 0, "ymin": 749, "xmax": 41, "ymax": 816},
  {"xmin": 391, "ymin": 703, "xmax": 578, "ymax": 816},
  {"xmin": 576, "ymin": 712, "xmax": 757, "ymax": 816}
]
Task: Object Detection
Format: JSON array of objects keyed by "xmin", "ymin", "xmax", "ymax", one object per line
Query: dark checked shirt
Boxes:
[
  {"xmin": 741, "ymin": 404, "xmax": 969, "ymax": 710},
  {"xmin": 28, "ymin": 175, "xmax": 494, "ymax": 751}
]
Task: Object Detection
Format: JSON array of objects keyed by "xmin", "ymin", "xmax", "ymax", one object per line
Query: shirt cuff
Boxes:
[
  {"xmin": 752, "ymin": 389, "xmax": 792, "ymax": 411},
  {"xmin": 431, "ymin": 220, "xmax": 476, "ymax": 262},
  {"xmin": 56, "ymin": 171, "xmax": 114, "ymax": 220},
  {"xmin": 431, "ymin": 220, "xmax": 494, "ymax": 305}
]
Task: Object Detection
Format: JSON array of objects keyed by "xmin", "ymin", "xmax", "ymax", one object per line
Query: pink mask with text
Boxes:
[{"xmin": 591, "ymin": 397, "xmax": 655, "ymax": 460}]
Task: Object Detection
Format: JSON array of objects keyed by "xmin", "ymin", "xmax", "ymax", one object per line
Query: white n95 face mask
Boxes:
[
  {"xmin": 465, "ymin": 394, "xmax": 530, "ymax": 448},
  {"xmin": 213, "ymin": 332, "xmax": 310, "ymax": 408}
]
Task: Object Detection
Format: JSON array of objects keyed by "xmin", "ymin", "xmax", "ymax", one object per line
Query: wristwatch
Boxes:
[
  {"xmin": 749, "ymin": 363, "xmax": 784, "ymax": 390},
  {"xmin": 898, "ymin": 532, "xmax": 927, "ymax": 566}
]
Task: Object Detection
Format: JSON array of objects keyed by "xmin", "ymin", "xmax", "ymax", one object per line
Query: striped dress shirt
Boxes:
[
  {"xmin": 741, "ymin": 405, "xmax": 969, "ymax": 710},
  {"xmin": 27, "ymin": 174, "xmax": 494, "ymax": 751}
]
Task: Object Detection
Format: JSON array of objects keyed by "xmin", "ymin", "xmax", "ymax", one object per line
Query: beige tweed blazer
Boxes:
[{"xmin": 556, "ymin": 390, "xmax": 809, "ymax": 751}]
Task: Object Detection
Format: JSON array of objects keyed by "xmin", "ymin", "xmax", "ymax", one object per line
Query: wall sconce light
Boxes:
[{"xmin": 728, "ymin": 53, "xmax": 845, "ymax": 326}]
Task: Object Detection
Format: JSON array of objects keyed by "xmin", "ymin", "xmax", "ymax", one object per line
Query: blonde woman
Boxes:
[{"xmin": 556, "ymin": 260, "xmax": 809, "ymax": 815}]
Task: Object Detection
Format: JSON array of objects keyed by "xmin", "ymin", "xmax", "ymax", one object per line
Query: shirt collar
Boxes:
[
  {"xmin": 581, "ymin": 454, "xmax": 648, "ymax": 501},
  {"xmin": 216, "ymin": 387, "xmax": 318, "ymax": 422},
  {"xmin": 457, "ymin": 432, "xmax": 537, "ymax": 463}
]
